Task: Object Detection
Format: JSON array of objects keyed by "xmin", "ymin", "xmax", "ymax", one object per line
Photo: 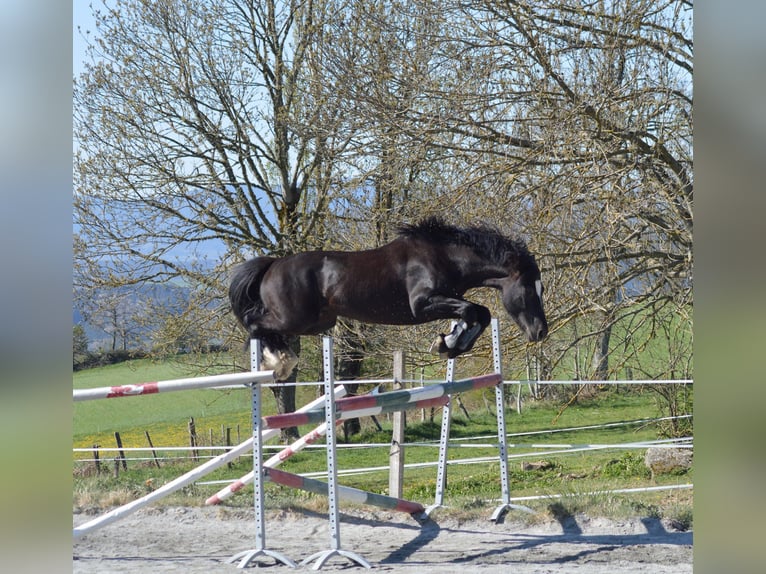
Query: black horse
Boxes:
[{"xmin": 229, "ymin": 217, "xmax": 548, "ymax": 380}]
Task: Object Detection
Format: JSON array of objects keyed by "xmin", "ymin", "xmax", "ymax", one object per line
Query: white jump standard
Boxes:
[
  {"xmin": 300, "ymin": 336, "xmax": 373, "ymax": 570},
  {"xmin": 227, "ymin": 340, "xmax": 296, "ymax": 569}
]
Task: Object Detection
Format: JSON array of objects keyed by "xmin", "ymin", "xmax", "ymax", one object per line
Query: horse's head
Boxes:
[{"xmin": 500, "ymin": 267, "xmax": 549, "ymax": 343}]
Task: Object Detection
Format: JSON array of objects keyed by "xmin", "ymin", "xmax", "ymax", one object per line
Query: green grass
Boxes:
[
  {"xmin": 73, "ymin": 356, "xmax": 321, "ymax": 449},
  {"xmin": 74, "ymin": 358, "xmax": 692, "ymax": 526},
  {"xmin": 270, "ymin": 389, "xmax": 676, "ymax": 498},
  {"xmin": 74, "ymin": 358, "xmax": 245, "ymax": 448}
]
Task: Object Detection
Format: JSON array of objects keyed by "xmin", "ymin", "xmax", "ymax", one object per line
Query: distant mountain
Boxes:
[{"xmin": 73, "ymin": 282, "xmax": 192, "ymax": 351}]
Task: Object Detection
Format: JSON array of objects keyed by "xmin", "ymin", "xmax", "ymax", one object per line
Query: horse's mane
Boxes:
[{"xmin": 396, "ymin": 216, "xmax": 535, "ymax": 269}]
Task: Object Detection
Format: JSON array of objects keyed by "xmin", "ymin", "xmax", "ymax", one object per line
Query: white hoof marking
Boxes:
[{"xmin": 262, "ymin": 347, "xmax": 299, "ymax": 381}]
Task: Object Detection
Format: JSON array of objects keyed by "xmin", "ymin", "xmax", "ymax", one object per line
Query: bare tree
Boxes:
[
  {"xmin": 74, "ymin": 0, "xmax": 355, "ymax": 438},
  {"xmin": 316, "ymin": 0, "xmax": 691, "ymax": 385},
  {"xmin": 75, "ymin": 0, "xmax": 692, "ymax": 416}
]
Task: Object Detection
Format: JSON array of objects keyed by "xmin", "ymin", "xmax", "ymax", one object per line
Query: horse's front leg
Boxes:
[
  {"xmin": 443, "ymin": 320, "xmax": 482, "ymax": 351},
  {"xmin": 436, "ymin": 316, "xmax": 490, "ymax": 358},
  {"xmin": 410, "ymin": 294, "xmax": 491, "ymax": 358}
]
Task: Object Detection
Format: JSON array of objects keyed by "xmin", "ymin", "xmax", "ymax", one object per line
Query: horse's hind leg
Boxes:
[
  {"xmin": 242, "ymin": 311, "xmax": 298, "ymax": 380},
  {"xmin": 258, "ymin": 333, "xmax": 298, "ymax": 381}
]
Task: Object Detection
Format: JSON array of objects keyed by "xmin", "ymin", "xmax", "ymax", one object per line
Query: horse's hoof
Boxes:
[
  {"xmin": 456, "ymin": 323, "xmax": 482, "ymax": 351},
  {"xmin": 262, "ymin": 348, "xmax": 298, "ymax": 381},
  {"xmin": 443, "ymin": 320, "xmax": 469, "ymax": 349},
  {"xmin": 430, "ymin": 335, "xmax": 449, "ymax": 357}
]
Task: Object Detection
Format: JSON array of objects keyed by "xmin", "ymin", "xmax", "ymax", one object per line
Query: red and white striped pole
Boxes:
[
  {"xmin": 205, "ymin": 394, "xmax": 449, "ymax": 505},
  {"xmin": 261, "ymin": 373, "xmax": 499, "ymax": 430},
  {"xmin": 73, "ymin": 371, "xmax": 274, "ymax": 402},
  {"xmin": 265, "ymin": 467, "xmax": 425, "ymax": 515}
]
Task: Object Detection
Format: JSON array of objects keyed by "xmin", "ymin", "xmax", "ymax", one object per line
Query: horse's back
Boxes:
[
  {"xmin": 262, "ymin": 246, "xmax": 404, "ymax": 297},
  {"xmin": 262, "ymin": 242, "xmax": 421, "ymax": 326}
]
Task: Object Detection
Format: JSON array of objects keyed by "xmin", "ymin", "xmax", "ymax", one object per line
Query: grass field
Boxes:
[
  {"xmin": 74, "ymin": 358, "xmax": 261, "ymax": 448},
  {"xmin": 73, "ymin": 356, "xmax": 693, "ymax": 526}
]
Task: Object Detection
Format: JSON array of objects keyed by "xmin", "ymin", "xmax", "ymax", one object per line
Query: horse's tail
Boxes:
[{"xmin": 228, "ymin": 256, "xmax": 277, "ymax": 330}]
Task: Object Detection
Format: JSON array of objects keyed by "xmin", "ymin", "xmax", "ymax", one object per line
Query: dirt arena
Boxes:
[{"xmin": 73, "ymin": 506, "xmax": 692, "ymax": 573}]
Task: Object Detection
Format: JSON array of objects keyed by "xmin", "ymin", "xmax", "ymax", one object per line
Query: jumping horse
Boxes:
[{"xmin": 229, "ymin": 217, "xmax": 548, "ymax": 380}]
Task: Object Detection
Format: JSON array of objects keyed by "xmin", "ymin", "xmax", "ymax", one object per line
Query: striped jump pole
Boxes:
[
  {"xmin": 73, "ymin": 377, "xmax": 345, "ymax": 541},
  {"xmin": 265, "ymin": 467, "xmax": 427, "ymax": 518},
  {"xmin": 262, "ymin": 394, "xmax": 451, "ymax": 431},
  {"xmin": 262, "ymin": 373, "xmax": 500, "ymax": 431},
  {"xmin": 313, "ymin": 373, "xmax": 501, "ymax": 414},
  {"xmin": 73, "ymin": 370, "xmax": 275, "ymax": 402},
  {"xmin": 206, "ymin": 419, "xmax": 341, "ymax": 505},
  {"xmin": 206, "ymin": 394, "xmax": 450, "ymax": 505}
]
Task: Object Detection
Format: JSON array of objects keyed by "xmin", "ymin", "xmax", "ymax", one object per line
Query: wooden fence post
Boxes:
[
  {"xmin": 188, "ymin": 417, "xmax": 198, "ymax": 461},
  {"xmin": 144, "ymin": 431, "xmax": 161, "ymax": 468},
  {"xmin": 225, "ymin": 426, "xmax": 232, "ymax": 469},
  {"xmin": 114, "ymin": 432, "xmax": 127, "ymax": 470},
  {"xmin": 389, "ymin": 351, "xmax": 406, "ymax": 499},
  {"xmin": 92, "ymin": 444, "xmax": 101, "ymax": 475}
]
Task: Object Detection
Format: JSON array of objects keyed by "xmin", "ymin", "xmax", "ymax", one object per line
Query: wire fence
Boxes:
[
  {"xmin": 73, "ymin": 376, "xmax": 693, "ymax": 528},
  {"xmin": 73, "ymin": 413, "xmax": 693, "ymax": 468}
]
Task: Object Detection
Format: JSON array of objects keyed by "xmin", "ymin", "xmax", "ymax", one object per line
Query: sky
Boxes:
[
  {"xmin": 73, "ymin": 2, "xmax": 97, "ymax": 79},
  {"xmin": 72, "ymin": 2, "xmax": 230, "ymax": 264}
]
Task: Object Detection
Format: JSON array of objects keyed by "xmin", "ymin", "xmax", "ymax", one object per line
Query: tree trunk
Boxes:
[
  {"xmin": 338, "ymin": 341, "xmax": 365, "ymax": 440},
  {"xmin": 591, "ymin": 323, "xmax": 612, "ymax": 381},
  {"xmin": 270, "ymin": 336, "xmax": 300, "ymax": 441}
]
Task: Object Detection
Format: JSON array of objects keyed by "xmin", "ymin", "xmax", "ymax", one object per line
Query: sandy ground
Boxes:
[{"xmin": 73, "ymin": 506, "xmax": 692, "ymax": 573}]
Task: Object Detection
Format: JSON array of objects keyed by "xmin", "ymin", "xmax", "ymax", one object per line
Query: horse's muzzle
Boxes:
[{"xmin": 525, "ymin": 320, "xmax": 548, "ymax": 342}]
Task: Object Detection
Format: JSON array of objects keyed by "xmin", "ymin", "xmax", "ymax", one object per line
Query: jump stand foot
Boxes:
[
  {"xmin": 424, "ymin": 503, "xmax": 446, "ymax": 517},
  {"xmin": 490, "ymin": 503, "xmax": 536, "ymax": 524},
  {"xmin": 301, "ymin": 549, "xmax": 372, "ymax": 571},
  {"xmin": 227, "ymin": 548, "xmax": 297, "ymax": 569},
  {"xmin": 410, "ymin": 510, "xmax": 432, "ymax": 525}
]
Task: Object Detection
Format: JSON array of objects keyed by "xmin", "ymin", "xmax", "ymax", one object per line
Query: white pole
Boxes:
[
  {"xmin": 73, "ymin": 379, "xmax": 336, "ymax": 540},
  {"xmin": 73, "ymin": 371, "xmax": 274, "ymax": 402}
]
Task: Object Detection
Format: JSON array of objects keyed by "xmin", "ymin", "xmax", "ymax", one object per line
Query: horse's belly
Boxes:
[
  {"xmin": 319, "ymin": 251, "xmax": 418, "ymax": 325},
  {"xmin": 333, "ymin": 291, "xmax": 416, "ymax": 325},
  {"xmin": 343, "ymin": 305, "xmax": 416, "ymax": 325}
]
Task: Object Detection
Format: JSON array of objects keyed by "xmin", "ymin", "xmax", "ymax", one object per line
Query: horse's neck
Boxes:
[{"xmin": 454, "ymin": 251, "xmax": 510, "ymax": 289}]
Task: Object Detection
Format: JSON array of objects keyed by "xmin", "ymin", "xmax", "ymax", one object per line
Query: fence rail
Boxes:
[{"xmin": 73, "ymin": 323, "xmax": 693, "ymax": 552}]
